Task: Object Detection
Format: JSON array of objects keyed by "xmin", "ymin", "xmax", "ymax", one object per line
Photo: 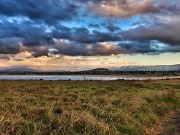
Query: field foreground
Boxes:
[{"xmin": 0, "ymin": 79, "xmax": 179, "ymax": 135}]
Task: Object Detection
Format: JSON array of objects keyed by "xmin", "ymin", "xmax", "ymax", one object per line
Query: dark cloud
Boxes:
[
  {"xmin": 119, "ymin": 41, "xmax": 180, "ymax": 54},
  {"xmin": 118, "ymin": 19, "xmax": 180, "ymax": 54},
  {"xmin": 119, "ymin": 41, "xmax": 156, "ymax": 54},
  {"xmin": 106, "ymin": 24, "xmax": 121, "ymax": 32},
  {"xmin": 0, "ymin": 54, "xmax": 10, "ymax": 60},
  {"xmin": 76, "ymin": 0, "xmax": 155, "ymax": 17},
  {"xmin": 0, "ymin": 18, "xmax": 122, "ymax": 56},
  {"xmin": 72, "ymin": 28, "xmax": 121, "ymax": 43},
  {"xmin": 52, "ymin": 40, "xmax": 122, "ymax": 56},
  {"xmin": 0, "ymin": 0, "xmax": 180, "ymax": 58},
  {"xmin": 2, "ymin": 0, "xmax": 178, "ymax": 22},
  {"xmin": 0, "ymin": 20, "xmax": 54, "ymax": 46},
  {"xmin": 1, "ymin": 17, "xmax": 180, "ymax": 57},
  {"xmin": 76, "ymin": 0, "xmax": 180, "ymax": 18},
  {"xmin": 21, "ymin": 41, "xmax": 122, "ymax": 57},
  {"xmin": 0, "ymin": 0, "xmax": 78, "ymax": 24},
  {"xmin": 91, "ymin": 30, "xmax": 121, "ymax": 43},
  {"xmin": 0, "ymin": 19, "xmax": 54, "ymax": 55},
  {"xmin": 122, "ymin": 21, "xmax": 180, "ymax": 46},
  {"xmin": 14, "ymin": 58, "xmax": 23, "ymax": 61},
  {"xmin": 30, "ymin": 46, "xmax": 49, "ymax": 58},
  {"xmin": 52, "ymin": 26, "xmax": 121, "ymax": 43},
  {"xmin": 0, "ymin": 37, "xmax": 21, "ymax": 54}
]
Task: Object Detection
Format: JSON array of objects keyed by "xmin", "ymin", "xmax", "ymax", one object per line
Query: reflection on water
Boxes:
[{"xmin": 0, "ymin": 75, "xmax": 179, "ymax": 80}]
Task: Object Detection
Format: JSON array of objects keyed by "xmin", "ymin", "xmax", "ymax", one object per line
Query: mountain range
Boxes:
[
  {"xmin": 111, "ymin": 64, "xmax": 180, "ymax": 71},
  {"xmin": 0, "ymin": 64, "xmax": 179, "ymax": 72}
]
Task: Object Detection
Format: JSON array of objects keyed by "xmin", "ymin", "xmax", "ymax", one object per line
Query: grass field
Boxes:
[{"xmin": 0, "ymin": 79, "xmax": 179, "ymax": 135}]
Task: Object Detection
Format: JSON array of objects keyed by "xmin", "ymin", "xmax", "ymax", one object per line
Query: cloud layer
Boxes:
[{"xmin": 0, "ymin": 0, "xmax": 180, "ymax": 58}]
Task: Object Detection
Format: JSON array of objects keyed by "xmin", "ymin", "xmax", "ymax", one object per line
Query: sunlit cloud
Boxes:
[{"xmin": 0, "ymin": 52, "xmax": 135, "ymax": 71}]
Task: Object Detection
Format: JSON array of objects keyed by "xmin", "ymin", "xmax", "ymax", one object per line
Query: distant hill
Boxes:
[
  {"xmin": 111, "ymin": 64, "xmax": 180, "ymax": 71},
  {"xmin": 0, "ymin": 64, "xmax": 179, "ymax": 75},
  {"xmin": 84, "ymin": 68, "xmax": 111, "ymax": 74},
  {"xmin": 0, "ymin": 67, "xmax": 37, "ymax": 72},
  {"xmin": 0, "ymin": 67, "xmax": 68, "ymax": 75}
]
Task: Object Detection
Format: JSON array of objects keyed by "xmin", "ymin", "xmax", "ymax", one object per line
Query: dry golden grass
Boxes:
[{"xmin": 0, "ymin": 79, "xmax": 179, "ymax": 135}]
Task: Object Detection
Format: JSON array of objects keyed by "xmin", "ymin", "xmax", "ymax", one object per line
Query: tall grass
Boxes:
[{"xmin": 0, "ymin": 79, "xmax": 179, "ymax": 134}]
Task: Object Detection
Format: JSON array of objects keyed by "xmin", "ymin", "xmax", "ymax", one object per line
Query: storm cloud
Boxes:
[
  {"xmin": 0, "ymin": 0, "xmax": 180, "ymax": 57},
  {"xmin": 122, "ymin": 21, "xmax": 180, "ymax": 46},
  {"xmin": 0, "ymin": 0, "xmax": 77, "ymax": 24},
  {"xmin": 52, "ymin": 40, "xmax": 122, "ymax": 56}
]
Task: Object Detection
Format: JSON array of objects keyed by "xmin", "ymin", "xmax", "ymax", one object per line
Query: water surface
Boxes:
[{"xmin": 0, "ymin": 75, "xmax": 179, "ymax": 80}]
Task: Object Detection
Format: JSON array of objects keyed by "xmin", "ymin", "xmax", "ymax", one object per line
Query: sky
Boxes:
[{"xmin": 0, "ymin": 0, "xmax": 180, "ymax": 71}]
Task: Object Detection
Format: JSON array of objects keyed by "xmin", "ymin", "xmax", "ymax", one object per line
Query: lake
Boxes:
[{"xmin": 0, "ymin": 75, "xmax": 179, "ymax": 81}]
